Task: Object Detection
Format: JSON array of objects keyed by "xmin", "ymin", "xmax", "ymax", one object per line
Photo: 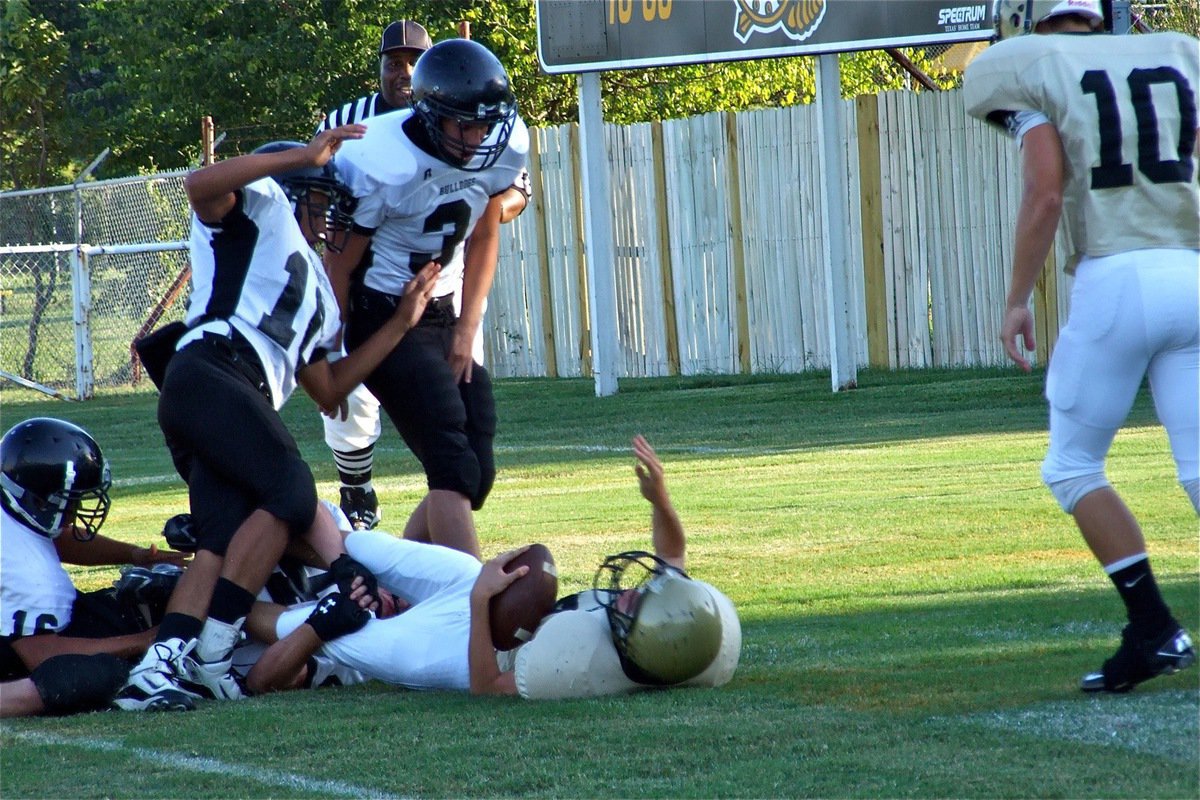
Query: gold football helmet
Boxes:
[{"xmin": 594, "ymin": 552, "xmax": 722, "ymax": 685}]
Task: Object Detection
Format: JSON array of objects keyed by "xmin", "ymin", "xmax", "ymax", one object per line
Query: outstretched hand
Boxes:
[
  {"xmin": 470, "ymin": 546, "xmax": 530, "ymax": 606},
  {"xmin": 392, "ymin": 262, "xmax": 441, "ymax": 330},
  {"xmin": 132, "ymin": 542, "xmax": 191, "ymax": 568},
  {"xmin": 633, "ymin": 434, "xmax": 670, "ymax": 508},
  {"xmin": 306, "ymin": 123, "xmax": 366, "ymax": 167}
]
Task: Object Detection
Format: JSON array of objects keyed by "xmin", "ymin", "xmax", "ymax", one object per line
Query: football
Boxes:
[{"xmin": 489, "ymin": 543, "xmax": 559, "ymax": 651}]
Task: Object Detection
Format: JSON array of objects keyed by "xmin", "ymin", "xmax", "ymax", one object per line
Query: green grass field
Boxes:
[{"xmin": 1, "ymin": 368, "xmax": 1197, "ymax": 798}]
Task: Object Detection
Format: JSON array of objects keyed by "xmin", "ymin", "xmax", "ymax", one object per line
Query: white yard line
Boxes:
[
  {"xmin": 112, "ymin": 442, "xmax": 811, "ymax": 490},
  {"xmin": 5, "ymin": 730, "xmax": 409, "ymax": 799},
  {"xmin": 959, "ymin": 688, "xmax": 1200, "ymax": 764}
]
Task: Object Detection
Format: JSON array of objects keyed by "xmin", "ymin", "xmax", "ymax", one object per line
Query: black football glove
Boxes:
[
  {"xmin": 305, "ymin": 593, "xmax": 369, "ymax": 642},
  {"xmin": 328, "ymin": 553, "xmax": 379, "ymax": 600}
]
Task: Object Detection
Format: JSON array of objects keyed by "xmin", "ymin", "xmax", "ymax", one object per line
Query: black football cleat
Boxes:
[
  {"xmin": 1081, "ymin": 623, "xmax": 1196, "ymax": 694},
  {"xmin": 339, "ymin": 486, "xmax": 381, "ymax": 531}
]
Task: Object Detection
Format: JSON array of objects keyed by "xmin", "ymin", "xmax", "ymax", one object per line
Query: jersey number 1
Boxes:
[{"xmin": 1082, "ymin": 67, "xmax": 1197, "ymax": 189}]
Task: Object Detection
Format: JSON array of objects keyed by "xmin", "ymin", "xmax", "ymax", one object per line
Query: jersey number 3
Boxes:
[
  {"xmin": 409, "ymin": 199, "xmax": 471, "ymax": 271},
  {"xmin": 1082, "ymin": 67, "xmax": 1197, "ymax": 189}
]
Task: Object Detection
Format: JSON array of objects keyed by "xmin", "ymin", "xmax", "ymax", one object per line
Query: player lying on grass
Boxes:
[
  {"xmin": 0, "ymin": 417, "xmax": 191, "ymax": 717},
  {"xmin": 240, "ymin": 436, "xmax": 741, "ymax": 699}
]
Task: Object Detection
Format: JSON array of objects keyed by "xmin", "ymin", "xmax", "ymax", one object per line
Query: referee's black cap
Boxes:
[{"xmin": 380, "ymin": 20, "xmax": 432, "ymax": 55}]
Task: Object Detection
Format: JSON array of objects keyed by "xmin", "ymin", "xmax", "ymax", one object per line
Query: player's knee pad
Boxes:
[
  {"xmin": 471, "ymin": 463, "xmax": 495, "ymax": 510},
  {"xmin": 1043, "ymin": 470, "xmax": 1110, "ymax": 513},
  {"xmin": 426, "ymin": 452, "xmax": 482, "ymax": 506},
  {"xmin": 1183, "ymin": 478, "xmax": 1199, "ymax": 514},
  {"xmin": 461, "ymin": 369, "xmax": 495, "ymax": 510},
  {"xmin": 262, "ymin": 457, "xmax": 318, "ymax": 536},
  {"xmin": 1042, "ymin": 409, "xmax": 1115, "ymax": 513},
  {"xmin": 30, "ymin": 653, "xmax": 130, "ymax": 715}
]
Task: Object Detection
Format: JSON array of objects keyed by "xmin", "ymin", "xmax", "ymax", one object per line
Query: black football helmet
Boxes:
[
  {"xmin": 410, "ymin": 39, "xmax": 517, "ymax": 171},
  {"xmin": 251, "ymin": 141, "xmax": 356, "ymax": 253},
  {"xmin": 593, "ymin": 551, "xmax": 722, "ymax": 686},
  {"xmin": 0, "ymin": 417, "xmax": 112, "ymax": 541}
]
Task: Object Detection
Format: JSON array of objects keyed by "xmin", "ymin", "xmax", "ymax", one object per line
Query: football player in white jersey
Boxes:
[
  {"xmin": 964, "ymin": 0, "xmax": 1199, "ymax": 693},
  {"xmin": 318, "ymin": 22, "xmax": 532, "ymax": 534},
  {"xmin": 242, "ymin": 437, "xmax": 740, "ymax": 700},
  {"xmin": 315, "ymin": 19, "xmax": 433, "ymax": 533},
  {"xmin": 227, "ymin": 500, "xmax": 372, "ymax": 692},
  {"xmin": 327, "ymin": 38, "xmax": 529, "ymax": 558},
  {"xmin": 114, "ymin": 128, "xmax": 440, "ymax": 712},
  {"xmin": 0, "ymin": 418, "xmax": 190, "ymax": 715}
]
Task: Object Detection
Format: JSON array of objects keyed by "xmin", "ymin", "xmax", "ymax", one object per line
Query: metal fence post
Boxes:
[
  {"xmin": 69, "ymin": 150, "xmax": 109, "ymax": 399},
  {"xmin": 69, "ymin": 246, "xmax": 94, "ymax": 399}
]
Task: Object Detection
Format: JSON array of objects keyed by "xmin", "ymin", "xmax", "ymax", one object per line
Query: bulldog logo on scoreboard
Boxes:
[{"xmin": 733, "ymin": 0, "xmax": 827, "ymax": 44}]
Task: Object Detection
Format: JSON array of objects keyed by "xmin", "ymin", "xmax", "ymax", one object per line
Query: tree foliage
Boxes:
[
  {"xmin": 3, "ymin": 0, "xmax": 969, "ymax": 189},
  {"xmin": 1137, "ymin": 0, "xmax": 1199, "ymax": 35},
  {"xmin": 1, "ymin": 0, "xmax": 72, "ymax": 186}
]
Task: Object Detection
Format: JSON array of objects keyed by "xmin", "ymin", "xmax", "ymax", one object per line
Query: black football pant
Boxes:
[
  {"xmin": 347, "ymin": 286, "xmax": 497, "ymax": 510},
  {"xmin": 158, "ymin": 332, "xmax": 317, "ymax": 555}
]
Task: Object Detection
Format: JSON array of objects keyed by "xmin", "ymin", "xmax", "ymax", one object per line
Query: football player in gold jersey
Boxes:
[{"xmin": 965, "ymin": 0, "xmax": 1198, "ymax": 693}]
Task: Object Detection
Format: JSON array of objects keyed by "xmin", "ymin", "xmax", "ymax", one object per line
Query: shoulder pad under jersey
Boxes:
[
  {"xmin": 332, "ymin": 112, "xmax": 421, "ymax": 198},
  {"xmin": 963, "ymin": 37, "xmax": 1047, "ymax": 129}
]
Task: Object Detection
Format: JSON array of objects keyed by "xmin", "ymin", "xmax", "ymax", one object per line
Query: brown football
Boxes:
[{"xmin": 489, "ymin": 543, "xmax": 559, "ymax": 651}]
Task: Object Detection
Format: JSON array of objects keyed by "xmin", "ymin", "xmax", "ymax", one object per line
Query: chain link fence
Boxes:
[{"xmin": 0, "ymin": 172, "xmax": 191, "ymax": 398}]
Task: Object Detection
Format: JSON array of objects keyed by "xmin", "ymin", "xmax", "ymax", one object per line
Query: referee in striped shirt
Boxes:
[{"xmin": 320, "ymin": 20, "xmax": 432, "ymax": 131}]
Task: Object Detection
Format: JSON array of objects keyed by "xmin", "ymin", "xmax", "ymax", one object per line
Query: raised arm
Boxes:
[
  {"xmin": 633, "ymin": 435, "xmax": 686, "ymax": 571},
  {"xmin": 185, "ymin": 124, "xmax": 366, "ymax": 224}
]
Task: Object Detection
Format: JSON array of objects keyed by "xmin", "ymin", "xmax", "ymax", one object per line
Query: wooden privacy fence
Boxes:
[
  {"xmin": 484, "ymin": 86, "xmax": 1073, "ymax": 379},
  {"xmin": 1, "ymin": 86, "xmax": 1075, "ymax": 397}
]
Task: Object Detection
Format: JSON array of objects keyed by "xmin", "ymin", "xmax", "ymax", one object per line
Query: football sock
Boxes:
[
  {"xmin": 334, "ymin": 445, "xmax": 374, "ymax": 488},
  {"xmin": 208, "ymin": 578, "xmax": 256, "ymax": 625},
  {"xmin": 156, "ymin": 612, "xmax": 202, "ymax": 644},
  {"xmin": 1105, "ymin": 555, "xmax": 1172, "ymax": 632}
]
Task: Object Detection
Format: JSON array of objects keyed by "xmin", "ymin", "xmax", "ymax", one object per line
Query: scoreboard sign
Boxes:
[{"xmin": 536, "ymin": 0, "xmax": 994, "ymax": 74}]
